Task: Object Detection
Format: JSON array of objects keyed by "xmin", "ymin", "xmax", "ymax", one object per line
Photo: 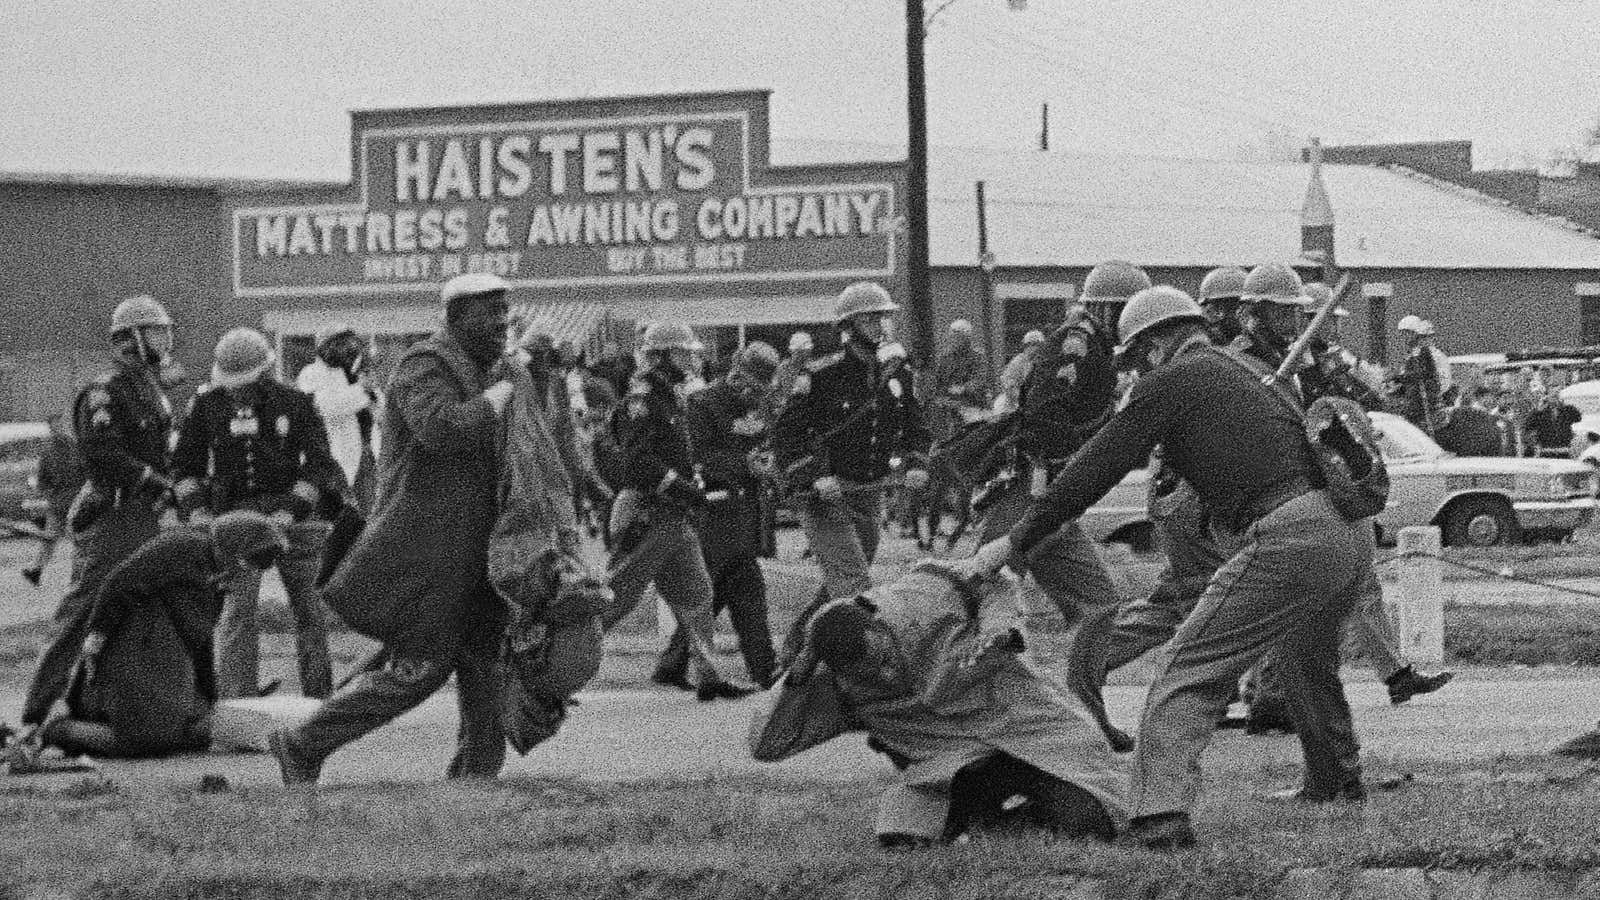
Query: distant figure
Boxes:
[
  {"xmin": 995, "ymin": 329, "xmax": 1046, "ymax": 413},
  {"xmin": 1523, "ymin": 387, "xmax": 1582, "ymax": 459},
  {"xmin": 21, "ymin": 415, "xmax": 86, "ymax": 587},
  {"xmin": 295, "ymin": 322, "xmax": 381, "ymax": 514},
  {"xmin": 1435, "ymin": 389, "xmax": 1511, "ymax": 457},
  {"xmin": 771, "ymin": 331, "xmax": 815, "ymax": 405}
]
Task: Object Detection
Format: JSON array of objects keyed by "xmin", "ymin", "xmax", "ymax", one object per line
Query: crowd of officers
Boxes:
[{"xmin": 5, "ymin": 259, "xmax": 1481, "ymax": 851}]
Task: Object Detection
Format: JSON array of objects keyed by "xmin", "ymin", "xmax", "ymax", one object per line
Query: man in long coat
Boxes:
[
  {"xmin": 268, "ymin": 273, "xmax": 519, "ymax": 786},
  {"xmin": 751, "ymin": 564, "xmax": 1127, "ymax": 847}
]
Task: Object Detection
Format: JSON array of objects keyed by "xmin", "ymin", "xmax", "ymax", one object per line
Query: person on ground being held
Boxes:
[
  {"xmin": 25, "ymin": 512, "xmax": 286, "ymax": 759},
  {"xmin": 1522, "ymin": 386, "xmax": 1582, "ymax": 459},
  {"xmin": 267, "ymin": 273, "xmax": 523, "ymax": 787},
  {"xmin": 654, "ymin": 342, "xmax": 782, "ymax": 691},
  {"xmin": 973, "ymin": 260, "xmax": 1148, "ymax": 754},
  {"xmin": 21, "ymin": 414, "xmax": 87, "ymax": 588},
  {"xmin": 599, "ymin": 322, "xmax": 754, "ymax": 702},
  {"xmin": 961, "ymin": 285, "xmax": 1378, "ymax": 850},
  {"xmin": 750, "ymin": 563, "xmax": 1126, "ymax": 848},
  {"xmin": 773, "ymin": 282, "xmax": 930, "ymax": 645},
  {"xmin": 171, "ymin": 328, "xmax": 344, "ymax": 701},
  {"xmin": 295, "ymin": 323, "xmax": 381, "ymax": 514},
  {"xmin": 16, "ymin": 296, "xmax": 178, "ymax": 741}
]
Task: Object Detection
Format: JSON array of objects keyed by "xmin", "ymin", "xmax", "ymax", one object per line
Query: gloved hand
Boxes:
[
  {"xmin": 269, "ymin": 510, "xmax": 295, "ymax": 526},
  {"xmin": 79, "ymin": 631, "xmax": 108, "ymax": 685},
  {"xmin": 136, "ymin": 468, "xmax": 174, "ymax": 504},
  {"xmin": 483, "ymin": 380, "xmax": 515, "ymax": 416},
  {"xmin": 812, "ymin": 475, "xmax": 844, "ymax": 502},
  {"xmin": 903, "ymin": 468, "xmax": 930, "ymax": 491}
]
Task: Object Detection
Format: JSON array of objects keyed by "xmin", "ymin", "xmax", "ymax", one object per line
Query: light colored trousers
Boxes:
[
  {"xmin": 1129, "ymin": 490, "xmax": 1371, "ymax": 819},
  {"xmin": 215, "ymin": 520, "xmax": 333, "ymax": 699}
]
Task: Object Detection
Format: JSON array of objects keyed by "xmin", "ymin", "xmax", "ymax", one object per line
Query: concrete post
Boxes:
[{"xmin": 1393, "ymin": 526, "xmax": 1445, "ymax": 664}]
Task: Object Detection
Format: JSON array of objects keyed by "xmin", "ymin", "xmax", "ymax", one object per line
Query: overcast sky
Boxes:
[{"xmin": 5, "ymin": 0, "xmax": 1599, "ymax": 181}]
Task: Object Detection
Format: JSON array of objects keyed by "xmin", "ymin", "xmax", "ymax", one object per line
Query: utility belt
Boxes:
[{"xmin": 1223, "ymin": 476, "xmax": 1315, "ymax": 534}]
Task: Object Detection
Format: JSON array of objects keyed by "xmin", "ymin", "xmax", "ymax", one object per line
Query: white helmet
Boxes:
[
  {"xmin": 788, "ymin": 332, "xmax": 814, "ymax": 354},
  {"xmin": 1397, "ymin": 314, "xmax": 1427, "ymax": 334},
  {"xmin": 1022, "ymin": 329, "xmax": 1046, "ymax": 346}
]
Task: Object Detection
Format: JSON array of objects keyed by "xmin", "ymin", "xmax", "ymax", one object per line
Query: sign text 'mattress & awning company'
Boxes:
[{"xmin": 233, "ymin": 110, "xmax": 897, "ymax": 297}]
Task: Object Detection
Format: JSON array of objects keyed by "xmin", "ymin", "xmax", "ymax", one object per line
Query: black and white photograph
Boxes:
[{"xmin": 4, "ymin": 1, "xmax": 1600, "ymax": 896}]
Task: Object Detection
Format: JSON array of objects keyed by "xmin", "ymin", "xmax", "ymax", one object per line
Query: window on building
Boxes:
[{"xmin": 1581, "ymin": 296, "xmax": 1600, "ymax": 346}]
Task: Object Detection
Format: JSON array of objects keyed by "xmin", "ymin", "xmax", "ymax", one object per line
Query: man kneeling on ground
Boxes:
[
  {"xmin": 32, "ymin": 511, "xmax": 286, "ymax": 757},
  {"xmin": 750, "ymin": 562, "xmax": 1127, "ymax": 847}
]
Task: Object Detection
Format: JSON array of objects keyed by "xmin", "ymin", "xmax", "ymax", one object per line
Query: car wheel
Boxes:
[{"xmin": 1442, "ymin": 497, "xmax": 1519, "ymax": 548}]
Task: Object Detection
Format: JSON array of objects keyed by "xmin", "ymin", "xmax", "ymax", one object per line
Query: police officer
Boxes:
[
  {"xmin": 653, "ymin": 342, "xmax": 783, "ymax": 691},
  {"xmin": 976, "ymin": 260, "xmax": 1150, "ymax": 752},
  {"xmin": 965, "ymin": 286, "xmax": 1376, "ymax": 848},
  {"xmin": 172, "ymin": 327, "xmax": 344, "ymax": 700},
  {"xmin": 17, "ymin": 296, "xmax": 178, "ymax": 735},
  {"xmin": 602, "ymin": 322, "xmax": 751, "ymax": 702},
  {"xmin": 773, "ymin": 282, "xmax": 931, "ymax": 611},
  {"xmin": 1234, "ymin": 265, "xmax": 1452, "ymax": 715},
  {"xmin": 1196, "ymin": 266, "xmax": 1248, "ymax": 344}
]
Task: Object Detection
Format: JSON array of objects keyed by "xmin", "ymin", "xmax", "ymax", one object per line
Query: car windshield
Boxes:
[{"xmin": 1371, "ymin": 414, "xmax": 1442, "ymax": 461}]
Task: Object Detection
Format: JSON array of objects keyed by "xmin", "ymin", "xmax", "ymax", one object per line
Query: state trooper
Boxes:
[
  {"xmin": 1233, "ymin": 265, "xmax": 1452, "ymax": 717},
  {"xmin": 601, "ymin": 322, "xmax": 752, "ymax": 702},
  {"xmin": 654, "ymin": 342, "xmax": 783, "ymax": 691},
  {"xmin": 773, "ymin": 282, "xmax": 930, "ymax": 622},
  {"xmin": 17, "ymin": 296, "xmax": 178, "ymax": 736},
  {"xmin": 976, "ymin": 260, "xmax": 1150, "ymax": 752},
  {"xmin": 171, "ymin": 327, "xmax": 345, "ymax": 699},
  {"xmin": 1196, "ymin": 265, "xmax": 1248, "ymax": 344},
  {"xmin": 965, "ymin": 286, "xmax": 1376, "ymax": 849}
]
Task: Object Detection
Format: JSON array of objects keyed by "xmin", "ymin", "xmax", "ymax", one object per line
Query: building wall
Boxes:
[{"xmin": 0, "ymin": 182, "xmax": 250, "ymax": 421}]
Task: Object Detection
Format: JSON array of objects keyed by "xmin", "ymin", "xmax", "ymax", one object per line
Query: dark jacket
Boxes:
[
  {"xmin": 1015, "ymin": 324, "xmax": 1117, "ymax": 463},
  {"xmin": 37, "ymin": 420, "xmax": 87, "ymax": 519},
  {"xmin": 688, "ymin": 378, "xmax": 767, "ymax": 559},
  {"xmin": 1436, "ymin": 406, "xmax": 1510, "ymax": 457},
  {"xmin": 73, "ymin": 360, "xmax": 173, "ymax": 499},
  {"xmin": 1011, "ymin": 337, "xmax": 1319, "ymax": 554},
  {"xmin": 322, "ymin": 330, "xmax": 503, "ymax": 660},
  {"xmin": 71, "ymin": 527, "xmax": 225, "ymax": 755},
  {"xmin": 773, "ymin": 347, "xmax": 930, "ymax": 483},
  {"xmin": 611, "ymin": 368, "xmax": 696, "ymax": 495},
  {"xmin": 171, "ymin": 377, "xmax": 344, "ymax": 517}
]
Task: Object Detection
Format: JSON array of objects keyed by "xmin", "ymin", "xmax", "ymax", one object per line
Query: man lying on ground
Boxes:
[{"xmin": 750, "ymin": 561, "xmax": 1127, "ymax": 848}]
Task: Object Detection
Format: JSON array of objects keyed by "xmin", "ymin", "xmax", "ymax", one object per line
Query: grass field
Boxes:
[{"xmin": 5, "ymin": 754, "xmax": 1600, "ymax": 899}]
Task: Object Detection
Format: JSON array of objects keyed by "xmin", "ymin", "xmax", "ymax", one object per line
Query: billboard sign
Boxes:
[{"xmin": 233, "ymin": 98, "xmax": 897, "ymax": 298}]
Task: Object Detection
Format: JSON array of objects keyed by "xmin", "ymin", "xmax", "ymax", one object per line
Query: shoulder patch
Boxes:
[
  {"xmin": 791, "ymin": 373, "xmax": 811, "ymax": 396},
  {"xmin": 84, "ymin": 386, "xmax": 112, "ymax": 409}
]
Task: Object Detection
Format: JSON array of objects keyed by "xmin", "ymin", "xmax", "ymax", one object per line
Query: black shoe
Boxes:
[
  {"xmin": 878, "ymin": 832, "xmax": 936, "ymax": 851},
  {"xmin": 1104, "ymin": 725, "xmax": 1135, "ymax": 754},
  {"xmin": 650, "ymin": 669, "xmax": 694, "ymax": 692},
  {"xmin": 696, "ymin": 681, "xmax": 757, "ymax": 703},
  {"xmin": 1554, "ymin": 723, "xmax": 1600, "ymax": 759},
  {"xmin": 257, "ymin": 679, "xmax": 283, "ymax": 698},
  {"xmin": 1123, "ymin": 813, "xmax": 1196, "ymax": 850},
  {"xmin": 266, "ymin": 728, "xmax": 321, "ymax": 788},
  {"xmin": 21, "ymin": 567, "xmax": 42, "ymax": 586},
  {"xmin": 1386, "ymin": 666, "xmax": 1454, "ymax": 705}
]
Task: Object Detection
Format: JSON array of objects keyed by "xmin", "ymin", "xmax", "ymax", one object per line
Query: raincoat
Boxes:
[{"xmin": 750, "ymin": 563, "xmax": 1129, "ymax": 839}]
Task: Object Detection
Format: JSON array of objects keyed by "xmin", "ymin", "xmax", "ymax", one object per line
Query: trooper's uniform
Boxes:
[
  {"xmin": 172, "ymin": 357, "xmax": 344, "ymax": 699},
  {"xmin": 21, "ymin": 343, "xmax": 173, "ymax": 728},
  {"xmin": 602, "ymin": 363, "xmax": 737, "ymax": 695},
  {"xmin": 1008, "ymin": 286, "xmax": 1374, "ymax": 837},
  {"xmin": 975, "ymin": 260, "xmax": 1148, "ymax": 750},
  {"xmin": 655, "ymin": 372, "xmax": 779, "ymax": 689},
  {"xmin": 773, "ymin": 345, "xmax": 929, "ymax": 602}
]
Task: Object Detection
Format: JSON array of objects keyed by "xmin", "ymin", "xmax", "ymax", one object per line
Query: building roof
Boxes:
[
  {"xmin": 774, "ymin": 141, "xmax": 1600, "ymax": 271},
  {"xmin": 0, "ymin": 169, "xmax": 337, "ymax": 194}
]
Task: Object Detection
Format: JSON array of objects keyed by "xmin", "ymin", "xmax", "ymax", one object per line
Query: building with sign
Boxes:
[{"xmin": 7, "ymin": 91, "xmax": 1600, "ymax": 422}]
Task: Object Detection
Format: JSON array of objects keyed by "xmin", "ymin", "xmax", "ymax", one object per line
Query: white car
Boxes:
[{"xmin": 1081, "ymin": 411, "xmax": 1598, "ymax": 549}]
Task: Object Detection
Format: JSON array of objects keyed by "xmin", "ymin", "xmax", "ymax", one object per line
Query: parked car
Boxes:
[
  {"xmin": 1081, "ymin": 411, "xmax": 1597, "ymax": 550},
  {"xmin": 0, "ymin": 421, "xmax": 52, "ymax": 531}
]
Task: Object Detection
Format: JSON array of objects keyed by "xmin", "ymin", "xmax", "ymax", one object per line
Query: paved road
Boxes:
[{"xmin": 4, "ymin": 669, "xmax": 1599, "ymax": 793}]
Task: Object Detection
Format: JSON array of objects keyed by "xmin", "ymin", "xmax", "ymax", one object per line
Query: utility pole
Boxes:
[
  {"xmin": 906, "ymin": 0, "xmax": 934, "ymax": 368},
  {"xmin": 976, "ymin": 180, "xmax": 998, "ymax": 367},
  {"xmin": 1039, "ymin": 102, "xmax": 1049, "ymax": 151}
]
